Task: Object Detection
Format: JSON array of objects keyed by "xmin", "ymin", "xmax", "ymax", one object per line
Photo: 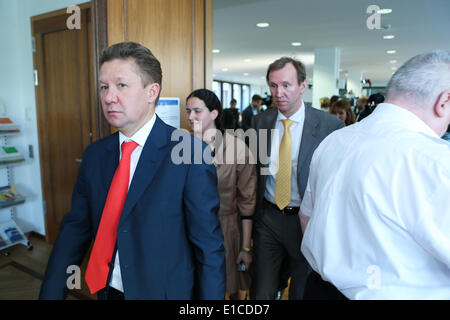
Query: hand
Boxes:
[{"xmin": 236, "ymin": 250, "xmax": 252, "ymax": 270}]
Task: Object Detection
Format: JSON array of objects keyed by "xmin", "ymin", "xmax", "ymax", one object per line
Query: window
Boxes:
[
  {"xmin": 233, "ymin": 84, "xmax": 241, "ymax": 110},
  {"xmin": 222, "ymin": 83, "xmax": 232, "ymax": 111},
  {"xmin": 212, "ymin": 80, "xmax": 251, "ymax": 112},
  {"xmin": 213, "ymin": 81, "xmax": 221, "ymax": 103},
  {"xmin": 242, "ymin": 85, "xmax": 250, "ymax": 112}
]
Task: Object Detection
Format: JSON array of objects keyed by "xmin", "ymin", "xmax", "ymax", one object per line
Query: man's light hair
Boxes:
[{"xmin": 386, "ymin": 50, "xmax": 450, "ymax": 108}]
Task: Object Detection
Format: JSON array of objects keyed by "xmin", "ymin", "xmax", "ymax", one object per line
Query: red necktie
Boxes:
[{"xmin": 85, "ymin": 141, "xmax": 138, "ymax": 294}]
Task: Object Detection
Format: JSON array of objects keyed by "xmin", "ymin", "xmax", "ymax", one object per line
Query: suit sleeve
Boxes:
[
  {"xmin": 39, "ymin": 147, "xmax": 94, "ymax": 300},
  {"xmin": 183, "ymin": 144, "xmax": 226, "ymax": 299}
]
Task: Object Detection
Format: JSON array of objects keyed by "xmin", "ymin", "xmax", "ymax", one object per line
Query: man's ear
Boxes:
[
  {"xmin": 434, "ymin": 89, "xmax": 450, "ymax": 118},
  {"xmin": 299, "ymin": 80, "xmax": 307, "ymax": 94},
  {"xmin": 147, "ymin": 82, "xmax": 160, "ymax": 105}
]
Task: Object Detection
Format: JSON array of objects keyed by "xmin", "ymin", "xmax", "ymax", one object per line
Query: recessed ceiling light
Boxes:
[
  {"xmin": 244, "ymin": 58, "xmax": 252, "ymax": 62},
  {"xmin": 291, "ymin": 42, "xmax": 302, "ymax": 46},
  {"xmin": 212, "ymin": 49, "xmax": 220, "ymax": 53},
  {"xmin": 391, "ymin": 67, "xmax": 397, "ymax": 70},
  {"xmin": 256, "ymin": 22, "xmax": 270, "ymax": 28},
  {"xmin": 222, "ymin": 68, "xmax": 228, "ymax": 72},
  {"xmin": 243, "ymin": 73, "xmax": 249, "ymax": 76},
  {"xmin": 377, "ymin": 8, "xmax": 392, "ymax": 14},
  {"xmin": 387, "ymin": 50, "xmax": 396, "ymax": 54},
  {"xmin": 383, "ymin": 35, "xmax": 395, "ymax": 40},
  {"xmin": 389, "ymin": 60, "xmax": 397, "ymax": 64}
]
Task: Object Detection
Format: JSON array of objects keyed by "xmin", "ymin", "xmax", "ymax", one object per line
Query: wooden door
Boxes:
[
  {"xmin": 32, "ymin": 4, "xmax": 94, "ymax": 243},
  {"xmin": 106, "ymin": 0, "xmax": 213, "ymax": 131}
]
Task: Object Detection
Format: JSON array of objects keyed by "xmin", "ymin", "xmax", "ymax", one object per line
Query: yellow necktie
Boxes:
[{"xmin": 275, "ymin": 119, "xmax": 293, "ymax": 210}]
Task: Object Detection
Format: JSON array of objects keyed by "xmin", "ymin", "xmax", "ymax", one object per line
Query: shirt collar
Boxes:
[
  {"xmin": 277, "ymin": 100, "xmax": 305, "ymax": 123},
  {"xmin": 119, "ymin": 113, "xmax": 156, "ymax": 148},
  {"xmin": 373, "ymin": 103, "xmax": 439, "ymax": 138}
]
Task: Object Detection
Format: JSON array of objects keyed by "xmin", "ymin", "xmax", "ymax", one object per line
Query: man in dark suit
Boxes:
[
  {"xmin": 250, "ymin": 57, "xmax": 344, "ymax": 300},
  {"xmin": 39, "ymin": 42, "xmax": 226, "ymax": 300},
  {"xmin": 241, "ymin": 94, "xmax": 262, "ymax": 131},
  {"xmin": 222, "ymin": 99, "xmax": 240, "ymax": 130}
]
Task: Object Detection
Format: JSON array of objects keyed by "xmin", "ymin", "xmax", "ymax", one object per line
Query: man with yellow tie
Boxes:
[{"xmin": 250, "ymin": 57, "xmax": 344, "ymax": 300}]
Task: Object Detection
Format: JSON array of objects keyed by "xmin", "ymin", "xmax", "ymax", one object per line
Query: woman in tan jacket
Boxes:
[{"xmin": 186, "ymin": 89, "xmax": 257, "ymax": 300}]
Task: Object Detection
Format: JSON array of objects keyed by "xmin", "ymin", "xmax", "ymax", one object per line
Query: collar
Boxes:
[
  {"xmin": 372, "ymin": 103, "xmax": 439, "ymax": 138},
  {"xmin": 119, "ymin": 113, "xmax": 156, "ymax": 147}
]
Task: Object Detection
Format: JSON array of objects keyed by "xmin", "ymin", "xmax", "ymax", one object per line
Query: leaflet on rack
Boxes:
[
  {"xmin": 0, "ymin": 184, "xmax": 26, "ymax": 208},
  {"xmin": 0, "ymin": 117, "xmax": 20, "ymax": 134},
  {"xmin": 0, "ymin": 146, "xmax": 25, "ymax": 165}
]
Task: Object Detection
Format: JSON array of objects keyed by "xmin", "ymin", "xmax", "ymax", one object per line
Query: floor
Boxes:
[
  {"xmin": 0, "ymin": 233, "xmax": 95, "ymax": 300},
  {"xmin": 0, "ymin": 233, "xmax": 289, "ymax": 300}
]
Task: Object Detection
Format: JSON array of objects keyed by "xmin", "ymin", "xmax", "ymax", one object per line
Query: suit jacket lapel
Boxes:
[
  {"xmin": 102, "ymin": 133, "xmax": 120, "ymax": 204},
  {"xmin": 119, "ymin": 116, "xmax": 170, "ymax": 227},
  {"xmin": 264, "ymin": 108, "xmax": 278, "ymax": 159},
  {"xmin": 257, "ymin": 108, "xmax": 277, "ymax": 190},
  {"xmin": 297, "ymin": 106, "xmax": 319, "ymax": 186}
]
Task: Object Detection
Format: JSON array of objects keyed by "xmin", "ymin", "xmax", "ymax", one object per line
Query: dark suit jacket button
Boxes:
[{"xmin": 123, "ymin": 229, "xmax": 128, "ymax": 233}]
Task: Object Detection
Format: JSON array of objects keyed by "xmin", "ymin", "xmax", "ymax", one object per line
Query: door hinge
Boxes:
[
  {"xmin": 34, "ymin": 69, "xmax": 38, "ymax": 86},
  {"xmin": 42, "ymin": 200, "xmax": 46, "ymax": 215},
  {"xmin": 32, "ymin": 37, "xmax": 36, "ymax": 53}
]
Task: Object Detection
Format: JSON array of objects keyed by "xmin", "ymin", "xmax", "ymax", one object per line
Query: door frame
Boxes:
[{"xmin": 31, "ymin": 1, "xmax": 109, "ymax": 243}]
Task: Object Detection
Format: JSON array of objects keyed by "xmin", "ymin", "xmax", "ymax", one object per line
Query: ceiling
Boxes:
[{"xmin": 212, "ymin": 0, "xmax": 450, "ymax": 88}]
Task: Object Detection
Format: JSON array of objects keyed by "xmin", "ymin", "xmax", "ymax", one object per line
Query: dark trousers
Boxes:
[
  {"xmin": 250, "ymin": 203, "xmax": 311, "ymax": 300},
  {"xmin": 304, "ymin": 271, "xmax": 348, "ymax": 300}
]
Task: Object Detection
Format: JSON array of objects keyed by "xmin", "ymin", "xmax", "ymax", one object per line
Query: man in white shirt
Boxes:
[
  {"xmin": 250, "ymin": 57, "xmax": 344, "ymax": 299},
  {"xmin": 300, "ymin": 50, "xmax": 450, "ymax": 299}
]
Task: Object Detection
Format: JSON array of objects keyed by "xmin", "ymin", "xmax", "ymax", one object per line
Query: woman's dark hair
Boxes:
[
  {"xmin": 186, "ymin": 89, "xmax": 223, "ymax": 132},
  {"xmin": 330, "ymin": 99, "xmax": 356, "ymax": 126}
]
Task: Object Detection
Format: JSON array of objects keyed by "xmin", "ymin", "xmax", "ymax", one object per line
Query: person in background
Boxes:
[
  {"xmin": 250, "ymin": 56, "xmax": 344, "ymax": 300},
  {"xmin": 222, "ymin": 98, "xmax": 240, "ymax": 130},
  {"xmin": 354, "ymin": 96, "xmax": 368, "ymax": 120},
  {"xmin": 300, "ymin": 50, "xmax": 450, "ymax": 299},
  {"xmin": 320, "ymin": 97, "xmax": 331, "ymax": 112},
  {"xmin": 242, "ymin": 94, "xmax": 262, "ymax": 131},
  {"xmin": 358, "ymin": 93, "xmax": 385, "ymax": 121},
  {"xmin": 186, "ymin": 89, "xmax": 257, "ymax": 300},
  {"xmin": 39, "ymin": 42, "xmax": 225, "ymax": 300},
  {"xmin": 329, "ymin": 95, "xmax": 340, "ymax": 112},
  {"xmin": 330, "ymin": 99, "xmax": 356, "ymax": 126}
]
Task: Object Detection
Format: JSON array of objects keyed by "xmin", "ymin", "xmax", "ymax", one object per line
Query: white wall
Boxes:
[{"xmin": 0, "ymin": 0, "xmax": 90, "ymax": 236}]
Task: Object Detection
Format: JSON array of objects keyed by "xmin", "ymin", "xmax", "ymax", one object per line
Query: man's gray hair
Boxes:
[{"xmin": 386, "ymin": 50, "xmax": 450, "ymax": 107}]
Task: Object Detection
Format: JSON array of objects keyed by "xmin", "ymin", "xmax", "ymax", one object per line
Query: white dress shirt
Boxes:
[
  {"xmin": 301, "ymin": 103, "xmax": 450, "ymax": 299},
  {"xmin": 264, "ymin": 102, "xmax": 305, "ymax": 207},
  {"xmin": 109, "ymin": 114, "xmax": 156, "ymax": 292}
]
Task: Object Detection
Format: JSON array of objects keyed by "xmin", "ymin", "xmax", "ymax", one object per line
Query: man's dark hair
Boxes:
[
  {"xmin": 266, "ymin": 57, "xmax": 306, "ymax": 85},
  {"xmin": 230, "ymin": 99, "xmax": 237, "ymax": 104},
  {"xmin": 100, "ymin": 42, "xmax": 162, "ymax": 101},
  {"xmin": 251, "ymin": 94, "xmax": 262, "ymax": 102}
]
